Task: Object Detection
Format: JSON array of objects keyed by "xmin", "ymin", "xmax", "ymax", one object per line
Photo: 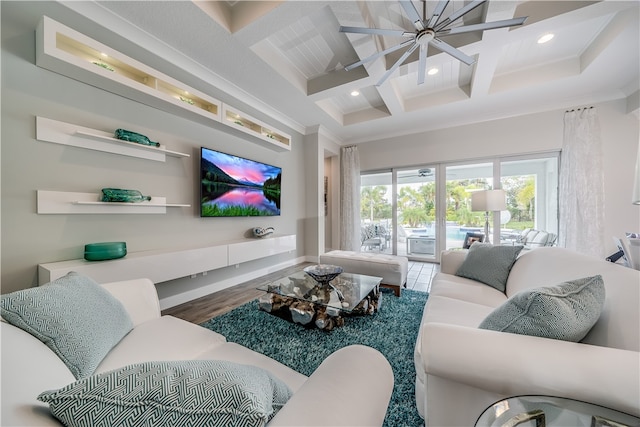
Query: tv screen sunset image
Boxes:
[{"xmin": 200, "ymin": 148, "xmax": 281, "ymax": 217}]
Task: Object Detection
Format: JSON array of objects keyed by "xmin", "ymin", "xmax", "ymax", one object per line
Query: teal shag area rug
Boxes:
[{"xmin": 200, "ymin": 288, "xmax": 428, "ymax": 427}]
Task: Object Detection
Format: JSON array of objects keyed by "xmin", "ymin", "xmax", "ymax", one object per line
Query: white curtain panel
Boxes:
[
  {"xmin": 559, "ymin": 107, "xmax": 605, "ymax": 257},
  {"xmin": 340, "ymin": 146, "xmax": 361, "ymax": 251}
]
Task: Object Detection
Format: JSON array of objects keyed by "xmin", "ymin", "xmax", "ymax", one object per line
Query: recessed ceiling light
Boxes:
[
  {"xmin": 537, "ymin": 33, "xmax": 554, "ymax": 44},
  {"xmin": 427, "ymin": 68, "xmax": 439, "ymax": 76},
  {"xmin": 350, "ymin": 90, "xmax": 360, "ymax": 97}
]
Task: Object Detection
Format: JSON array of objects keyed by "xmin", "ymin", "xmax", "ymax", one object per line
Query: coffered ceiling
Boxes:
[{"xmin": 71, "ymin": 1, "xmax": 639, "ymax": 144}]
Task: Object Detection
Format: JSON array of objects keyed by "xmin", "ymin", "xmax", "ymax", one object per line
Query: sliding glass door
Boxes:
[
  {"xmin": 396, "ymin": 167, "xmax": 437, "ymax": 260},
  {"xmin": 360, "ymin": 172, "xmax": 392, "ymax": 254},
  {"xmin": 444, "ymin": 163, "xmax": 494, "ymax": 250},
  {"xmin": 500, "ymin": 156, "xmax": 559, "ymax": 241},
  {"xmin": 359, "ymin": 153, "xmax": 559, "ymax": 262}
]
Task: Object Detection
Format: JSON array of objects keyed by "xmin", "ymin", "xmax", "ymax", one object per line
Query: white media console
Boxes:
[{"xmin": 38, "ymin": 234, "xmax": 297, "ymax": 293}]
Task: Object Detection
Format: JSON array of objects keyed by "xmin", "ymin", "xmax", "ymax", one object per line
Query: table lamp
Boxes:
[{"xmin": 472, "ymin": 189, "xmax": 507, "ymax": 244}]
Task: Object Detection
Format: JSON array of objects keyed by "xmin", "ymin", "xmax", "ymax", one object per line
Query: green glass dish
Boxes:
[{"xmin": 84, "ymin": 242, "xmax": 127, "ymax": 261}]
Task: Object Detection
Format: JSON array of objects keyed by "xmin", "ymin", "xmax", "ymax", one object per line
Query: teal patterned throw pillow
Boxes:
[
  {"xmin": 455, "ymin": 243, "xmax": 523, "ymax": 292},
  {"xmin": 38, "ymin": 360, "xmax": 294, "ymax": 427},
  {"xmin": 479, "ymin": 275, "xmax": 605, "ymax": 342},
  {"xmin": 0, "ymin": 272, "xmax": 133, "ymax": 379}
]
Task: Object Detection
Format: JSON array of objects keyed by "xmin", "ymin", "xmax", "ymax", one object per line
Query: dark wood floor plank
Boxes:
[{"xmin": 161, "ymin": 262, "xmax": 313, "ymax": 324}]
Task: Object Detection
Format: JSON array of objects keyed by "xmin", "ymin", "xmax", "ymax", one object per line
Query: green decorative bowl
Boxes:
[{"xmin": 84, "ymin": 242, "xmax": 127, "ymax": 261}]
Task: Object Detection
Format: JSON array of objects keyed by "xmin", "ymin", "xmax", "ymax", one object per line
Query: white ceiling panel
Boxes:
[
  {"xmin": 67, "ymin": 0, "xmax": 639, "ymax": 143},
  {"xmin": 496, "ymin": 13, "xmax": 613, "ymax": 75}
]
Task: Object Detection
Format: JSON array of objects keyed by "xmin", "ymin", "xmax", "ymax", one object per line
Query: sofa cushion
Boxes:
[
  {"xmin": 0, "ymin": 322, "xmax": 76, "ymax": 427},
  {"xmin": 455, "ymin": 243, "xmax": 523, "ymax": 292},
  {"xmin": 38, "ymin": 360, "xmax": 293, "ymax": 427},
  {"xmin": 95, "ymin": 315, "xmax": 227, "ymax": 374},
  {"xmin": 478, "ymin": 275, "xmax": 605, "ymax": 342},
  {"xmin": 0, "ymin": 272, "xmax": 133, "ymax": 379},
  {"xmin": 428, "ymin": 274, "xmax": 508, "ymax": 307},
  {"xmin": 421, "ymin": 295, "xmax": 496, "ymax": 329},
  {"xmin": 198, "ymin": 342, "xmax": 308, "ymax": 393}
]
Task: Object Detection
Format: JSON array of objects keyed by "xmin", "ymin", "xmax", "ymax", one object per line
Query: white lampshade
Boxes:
[
  {"xmin": 471, "ymin": 189, "xmax": 507, "ymax": 212},
  {"xmin": 633, "ymin": 141, "xmax": 640, "ymax": 205}
]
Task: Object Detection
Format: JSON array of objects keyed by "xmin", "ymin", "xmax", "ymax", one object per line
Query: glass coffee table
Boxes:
[
  {"xmin": 257, "ymin": 269, "xmax": 383, "ymax": 330},
  {"xmin": 475, "ymin": 395, "xmax": 640, "ymax": 427}
]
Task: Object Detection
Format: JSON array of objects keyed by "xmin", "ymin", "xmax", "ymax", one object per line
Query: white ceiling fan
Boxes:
[
  {"xmin": 398, "ymin": 168, "xmax": 435, "ymax": 181},
  {"xmin": 340, "ymin": 0, "xmax": 527, "ymax": 86}
]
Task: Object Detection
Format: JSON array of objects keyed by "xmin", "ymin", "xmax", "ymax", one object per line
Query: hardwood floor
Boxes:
[
  {"xmin": 161, "ymin": 262, "xmax": 314, "ymax": 325},
  {"xmin": 162, "ymin": 260, "xmax": 437, "ymax": 325}
]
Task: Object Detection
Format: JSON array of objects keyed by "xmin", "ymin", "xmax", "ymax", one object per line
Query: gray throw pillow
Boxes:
[
  {"xmin": 38, "ymin": 360, "xmax": 294, "ymax": 427},
  {"xmin": 455, "ymin": 243, "xmax": 523, "ymax": 292},
  {"xmin": 479, "ymin": 275, "xmax": 605, "ymax": 342},
  {"xmin": 0, "ymin": 272, "xmax": 133, "ymax": 379}
]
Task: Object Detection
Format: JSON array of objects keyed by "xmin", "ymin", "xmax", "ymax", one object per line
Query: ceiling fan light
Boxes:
[
  {"xmin": 427, "ymin": 68, "xmax": 439, "ymax": 75},
  {"xmin": 537, "ymin": 33, "xmax": 554, "ymax": 44}
]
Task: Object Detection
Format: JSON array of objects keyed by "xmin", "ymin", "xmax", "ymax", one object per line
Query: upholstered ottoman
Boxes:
[{"xmin": 319, "ymin": 250, "xmax": 408, "ymax": 297}]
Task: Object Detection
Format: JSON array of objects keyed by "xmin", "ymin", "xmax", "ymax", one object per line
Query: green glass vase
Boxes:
[
  {"xmin": 101, "ymin": 188, "xmax": 151, "ymax": 203},
  {"xmin": 114, "ymin": 129, "xmax": 160, "ymax": 147}
]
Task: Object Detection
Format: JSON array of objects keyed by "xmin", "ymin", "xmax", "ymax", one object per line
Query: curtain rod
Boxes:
[{"xmin": 565, "ymin": 106, "xmax": 594, "ymax": 112}]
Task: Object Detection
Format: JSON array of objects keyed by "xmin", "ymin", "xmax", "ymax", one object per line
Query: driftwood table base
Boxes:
[{"xmin": 258, "ymin": 285, "xmax": 381, "ymax": 331}]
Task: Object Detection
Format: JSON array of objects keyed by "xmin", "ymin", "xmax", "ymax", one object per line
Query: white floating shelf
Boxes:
[
  {"xmin": 37, "ymin": 190, "xmax": 190, "ymax": 214},
  {"xmin": 222, "ymin": 104, "xmax": 291, "ymax": 152},
  {"xmin": 36, "ymin": 116, "xmax": 190, "ymax": 162},
  {"xmin": 75, "ymin": 131, "xmax": 189, "ymax": 158},
  {"xmin": 36, "ymin": 16, "xmax": 222, "ymax": 126},
  {"xmin": 73, "ymin": 201, "xmax": 190, "ymax": 208},
  {"xmin": 35, "ymin": 16, "xmax": 292, "ymax": 153}
]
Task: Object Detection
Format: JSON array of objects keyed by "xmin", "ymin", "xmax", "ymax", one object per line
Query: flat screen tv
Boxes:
[{"xmin": 200, "ymin": 147, "xmax": 281, "ymax": 217}]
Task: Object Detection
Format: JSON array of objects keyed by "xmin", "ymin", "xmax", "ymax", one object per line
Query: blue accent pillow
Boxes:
[
  {"xmin": 455, "ymin": 243, "xmax": 524, "ymax": 292},
  {"xmin": 38, "ymin": 360, "xmax": 294, "ymax": 427},
  {"xmin": 0, "ymin": 272, "xmax": 133, "ymax": 378},
  {"xmin": 479, "ymin": 275, "xmax": 605, "ymax": 342}
]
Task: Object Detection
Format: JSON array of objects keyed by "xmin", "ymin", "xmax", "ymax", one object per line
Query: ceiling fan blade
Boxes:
[
  {"xmin": 345, "ymin": 39, "xmax": 414, "ymax": 71},
  {"xmin": 417, "ymin": 44, "xmax": 427, "ymax": 85},
  {"xmin": 435, "ymin": 0, "xmax": 486, "ymax": 31},
  {"xmin": 399, "ymin": 0, "xmax": 425, "ymax": 31},
  {"xmin": 376, "ymin": 43, "xmax": 419, "ymax": 86},
  {"xmin": 429, "ymin": 38, "xmax": 475, "ymax": 65},
  {"xmin": 438, "ymin": 17, "xmax": 527, "ymax": 36},
  {"xmin": 339, "ymin": 26, "xmax": 414, "ymax": 38},
  {"xmin": 427, "ymin": 0, "xmax": 450, "ymax": 29}
]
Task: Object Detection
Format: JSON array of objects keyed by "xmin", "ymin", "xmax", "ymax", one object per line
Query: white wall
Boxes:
[
  {"xmin": 302, "ymin": 127, "xmax": 341, "ymax": 259},
  {"xmin": 358, "ymin": 100, "xmax": 640, "ymax": 257},
  {"xmin": 1, "ymin": 3, "xmax": 307, "ymax": 301}
]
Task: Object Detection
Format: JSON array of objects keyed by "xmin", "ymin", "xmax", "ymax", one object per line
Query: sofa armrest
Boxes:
[
  {"xmin": 439, "ymin": 250, "xmax": 468, "ymax": 275},
  {"xmin": 101, "ymin": 278, "xmax": 161, "ymax": 327},
  {"xmin": 269, "ymin": 345, "xmax": 394, "ymax": 426},
  {"xmin": 421, "ymin": 323, "xmax": 640, "ymax": 417}
]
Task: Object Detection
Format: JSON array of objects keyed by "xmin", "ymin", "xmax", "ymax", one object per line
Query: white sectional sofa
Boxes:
[
  {"xmin": 2, "ymin": 277, "xmax": 394, "ymax": 426},
  {"xmin": 414, "ymin": 246, "xmax": 640, "ymax": 426}
]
